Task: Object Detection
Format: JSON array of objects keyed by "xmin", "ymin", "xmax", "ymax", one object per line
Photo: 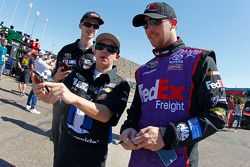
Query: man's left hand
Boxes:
[{"xmin": 133, "ymin": 126, "xmax": 165, "ymax": 151}]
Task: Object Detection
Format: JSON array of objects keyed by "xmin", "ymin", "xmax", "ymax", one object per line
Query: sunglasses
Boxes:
[
  {"xmin": 143, "ymin": 18, "xmax": 167, "ymax": 29},
  {"xmin": 95, "ymin": 43, "xmax": 119, "ymax": 54},
  {"xmin": 82, "ymin": 22, "xmax": 100, "ymax": 30}
]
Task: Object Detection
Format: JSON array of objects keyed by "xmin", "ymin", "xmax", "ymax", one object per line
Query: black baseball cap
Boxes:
[
  {"xmin": 80, "ymin": 11, "xmax": 104, "ymax": 25},
  {"xmin": 132, "ymin": 2, "xmax": 176, "ymax": 27}
]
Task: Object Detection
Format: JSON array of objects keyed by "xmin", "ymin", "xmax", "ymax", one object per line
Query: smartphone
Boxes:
[
  {"xmin": 33, "ymin": 71, "xmax": 45, "ymax": 83},
  {"xmin": 157, "ymin": 149, "xmax": 177, "ymax": 167},
  {"xmin": 59, "ymin": 62, "xmax": 68, "ymax": 72},
  {"xmin": 33, "ymin": 71, "xmax": 49, "ymax": 93}
]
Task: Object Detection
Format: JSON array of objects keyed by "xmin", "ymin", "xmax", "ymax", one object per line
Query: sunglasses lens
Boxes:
[
  {"xmin": 150, "ymin": 19, "xmax": 162, "ymax": 26},
  {"xmin": 95, "ymin": 43, "xmax": 118, "ymax": 54},
  {"xmin": 93, "ymin": 24, "xmax": 99, "ymax": 29},
  {"xmin": 107, "ymin": 46, "xmax": 118, "ymax": 53},
  {"xmin": 83, "ymin": 22, "xmax": 99, "ymax": 30},
  {"xmin": 95, "ymin": 43, "xmax": 106, "ymax": 50},
  {"xmin": 143, "ymin": 18, "xmax": 163, "ymax": 29}
]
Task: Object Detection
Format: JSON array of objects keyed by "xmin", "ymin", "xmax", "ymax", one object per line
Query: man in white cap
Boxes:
[
  {"xmin": 33, "ymin": 33, "xmax": 130, "ymax": 167},
  {"xmin": 26, "ymin": 50, "xmax": 53, "ymax": 114}
]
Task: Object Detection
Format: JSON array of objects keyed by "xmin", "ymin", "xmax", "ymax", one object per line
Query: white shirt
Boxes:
[{"xmin": 34, "ymin": 58, "xmax": 50, "ymax": 79}]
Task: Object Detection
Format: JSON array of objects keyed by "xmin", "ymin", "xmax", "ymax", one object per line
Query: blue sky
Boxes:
[{"xmin": 1, "ymin": 0, "xmax": 250, "ymax": 88}]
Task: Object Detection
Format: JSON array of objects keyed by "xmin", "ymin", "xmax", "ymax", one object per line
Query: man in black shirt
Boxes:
[
  {"xmin": 33, "ymin": 33, "xmax": 130, "ymax": 167},
  {"xmin": 17, "ymin": 50, "xmax": 34, "ymax": 96},
  {"xmin": 51, "ymin": 11, "xmax": 104, "ymax": 160}
]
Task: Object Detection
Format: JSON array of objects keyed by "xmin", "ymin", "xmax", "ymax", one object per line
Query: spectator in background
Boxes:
[
  {"xmin": 229, "ymin": 97, "xmax": 244, "ymax": 132},
  {"xmin": 26, "ymin": 50, "xmax": 53, "ymax": 114},
  {"xmin": 0, "ymin": 38, "xmax": 8, "ymax": 80},
  {"xmin": 17, "ymin": 50, "xmax": 34, "ymax": 96},
  {"xmin": 227, "ymin": 95, "xmax": 235, "ymax": 125}
]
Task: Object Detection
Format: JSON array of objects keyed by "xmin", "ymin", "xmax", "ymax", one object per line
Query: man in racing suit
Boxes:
[{"xmin": 120, "ymin": 2, "xmax": 228, "ymax": 167}]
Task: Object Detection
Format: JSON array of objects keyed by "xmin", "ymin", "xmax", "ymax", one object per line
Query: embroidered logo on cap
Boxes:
[
  {"xmin": 146, "ymin": 4, "xmax": 158, "ymax": 12},
  {"xmin": 90, "ymin": 12, "xmax": 99, "ymax": 18}
]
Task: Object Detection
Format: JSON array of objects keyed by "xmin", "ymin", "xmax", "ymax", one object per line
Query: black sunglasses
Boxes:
[
  {"xmin": 143, "ymin": 18, "xmax": 166, "ymax": 29},
  {"xmin": 95, "ymin": 43, "xmax": 119, "ymax": 54},
  {"xmin": 82, "ymin": 22, "xmax": 100, "ymax": 30}
]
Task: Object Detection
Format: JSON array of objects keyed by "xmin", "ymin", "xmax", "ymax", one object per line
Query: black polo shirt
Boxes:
[
  {"xmin": 54, "ymin": 39, "xmax": 95, "ymax": 76},
  {"xmin": 62, "ymin": 64, "xmax": 130, "ymax": 146}
]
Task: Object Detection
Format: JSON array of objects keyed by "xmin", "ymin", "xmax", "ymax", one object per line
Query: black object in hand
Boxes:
[
  {"xmin": 59, "ymin": 62, "xmax": 68, "ymax": 72},
  {"xmin": 33, "ymin": 71, "xmax": 49, "ymax": 93}
]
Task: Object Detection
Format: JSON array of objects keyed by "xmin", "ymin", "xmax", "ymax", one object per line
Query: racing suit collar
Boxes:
[{"xmin": 152, "ymin": 37, "xmax": 185, "ymax": 57}]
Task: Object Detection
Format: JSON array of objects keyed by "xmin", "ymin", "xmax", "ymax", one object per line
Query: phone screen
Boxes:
[{"xmin": 157, "ymin": 149, "xmax": 177, "ymax": 167}]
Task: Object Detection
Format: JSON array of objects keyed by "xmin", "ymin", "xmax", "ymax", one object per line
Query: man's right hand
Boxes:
[
  {"xmin": 53, "ymin": 66, "xmax": 71, "ymax": 82},
  {"xmin": 120, "ymin": 128, "xmax": 141, "ymax": 150}
]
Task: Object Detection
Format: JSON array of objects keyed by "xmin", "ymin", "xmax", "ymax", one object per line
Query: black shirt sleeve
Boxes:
[
  {"xmin": 120, "ymin": 84, "xmax": 142, "ymax": 133},
  {"xmin": 101, "ymin": 80, "xmax": 130, "ymax": 126}
]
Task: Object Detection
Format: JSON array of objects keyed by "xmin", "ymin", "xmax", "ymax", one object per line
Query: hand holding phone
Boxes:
[
  {"xmin": 33, "ymin": 71, "xmax": 50, "ymax": 93},
  {"xmin": 33, "ymin": 71, "xmax": 45, "ymax": 84},
  {"xmin": 59, "ymin": 62, "xmax": 68, "ymax": 72}
]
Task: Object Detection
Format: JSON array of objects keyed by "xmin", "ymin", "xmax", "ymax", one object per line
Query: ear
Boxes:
[
  {"xmin": 171, "ymin": 18, "xmax": 178, "ymax": 27},
  {"xmin": 79, "ymin": 23, "xmax": 82, "ymax": 29},
  {"xmin": 116, "ymin": 54, "xmax": 120, "ymax": 59}
]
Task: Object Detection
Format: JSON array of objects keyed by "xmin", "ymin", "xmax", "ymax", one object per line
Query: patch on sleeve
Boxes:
[
  {"xmin": 210, "ymin": 107, "xmax": 226, "ymax": 118},
  {"xmin": 176, "ymin": 122, "xmax": 190, "ymax": 141},
  {"xmin": 206, "ymin": 71, "xmax": 220, "ymax": 76},
  {"xmin": 187, "ymin": 117, "xmax": 202, "ymax": 140}
]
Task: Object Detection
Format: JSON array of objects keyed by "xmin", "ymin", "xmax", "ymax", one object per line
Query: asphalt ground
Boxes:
[{"xmin": 0, "ymin": 75, "xmax": 250, "ymax": 167}]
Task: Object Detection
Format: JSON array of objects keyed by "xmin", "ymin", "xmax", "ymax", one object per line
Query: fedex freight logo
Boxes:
[
  {"xmin": 138, "ymin": 79, "xmax": 184, "ymax": 102},
  {"xmin": 206, "ymin": 80, "xmax": 224, "ymax": 90},
  {"xmin": 138, "ymin": 79, "xmax": 185, "ymax": 112}
]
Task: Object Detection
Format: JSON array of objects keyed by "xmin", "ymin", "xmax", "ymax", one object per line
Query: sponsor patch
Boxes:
[
  {"xmin": 211, "ymin": 96, "xmax": 227, "ymax": 106},
  {"xmin": 187, "ymin": 117, "xmax": 202, "ymax": 140},
  {"xmin": 146, "ymin": 60, "xmax": 158, "ymax": 68},
  {"xmin": 167, "ymin": 64, "xmax": 183, "ymax": 71},
  {"xmin": 76, "ymin": 81, "xmax": 89, "ymax": 91},
  {"xmin": 64, "ymin": 53, "xmax": 72, "ymax": 59},
  {"xmin": 210, "ymin": 107, "xmax": 226, "ymax": 117},
  {"xmin": 167, "ymin": 54, "xmax": 184, "ymax": 71},
  {"xmin": 207, "ymin": 71, "xmax": 220, "ymax": 76},
  {"xmin": 143, "ymin": 69, "xmax": 157, "ymax": 76},
  {"xmin": 76, "ymin": 73, "xmax": 86, "ymax": 81},
  {"xmin": 176, "ymin": 123, "xmax": 190, "ymax": 141},
  {"xmin": 106, "ymin": 83, "xmax": 116, "ymax": 88},
  {"xmin": 206, "ymin": 80, "xmax": 224, "ymax": 90},
  {"xmin": 102, "ymin": 87, "xmax": 112, "ymax": 93},
  {"xmin": 169, "ymin": 54, "xmax": 183, "ymax": 62}
]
